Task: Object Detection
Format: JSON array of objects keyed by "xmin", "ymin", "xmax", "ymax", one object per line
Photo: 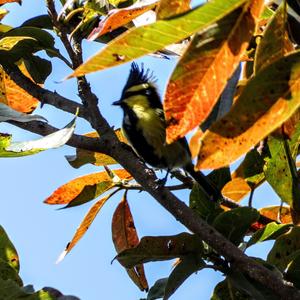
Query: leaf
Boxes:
[
  {"xmin": 264, "ymin": 134, "xmax": 300, "ymax": 208},
  {"xmin": 196, "ymin": 50, "xmax": 300, "ymax": 169},
  {"xmin": 0, "ymin": 0, "xmax": 21, "ymax": 4},
  {"xmin": 2, "ymin": 114, "xmax": 76, "ymax": 156},
  {"xmin": 44, "ymin": 169, "xmax": 132, "ymax": 205},
  {"xmin": 21, "ymin": 15, "xmax": 53, "ymax": 30},
  {"xmin": 163, "ymin": 254, "xmax": 205, "ymax": 300},
  {"xmin": 65, "ymin": 129, "xmax": 127, "ymax": 168},
  {"xmin": 221, "ymin": 178, "xmax": 252, "ymax": 202},
  {"xmin": 70, "ymin": 0, "xmax": 250, "ymax": 77},
  {"xmin": 164, "ymin": 0, "xmax": 263, "ymax": 143},
  {"xmin": 189, "ymin": 183, "xmax": 223, "ymax": 224},
  {"xmin": 56, "ymin": 194, "xmax": 112, "ymax": 263},
  {"xmin": 286, "ymin": 252, "xmax": 300, "ymax": 289},
  {"xmin": 23, "ymin": 56, "xmax": 52, "ymax": 84},
  {"xmin": 147, "ymin": 278, "xmax": 168, "ymax": 300},
  {"xmin": 212, "ymin": 207, "xmax": 259, "ymax": 245},
  {"xmin": 259, "ymin": 206, "xmax": 293, "ymax": 224},
  {"xmin": 116, "ymin": 233, "xmax": 203, "ymax": 268},
  {"xmin": 0, "ymin": 103, "xmax": 47, "ymax": 123},
  {"xmin": 88, "ymin": 0, "xmax": 158, "ymax": 40},
  {"xmin": 0, "ymin": 63, "xmax": 40, "ymax": 113},
  {"xmin": 232, "ymin": 147, "xmax": 266, "ymax": 186},
  {"xmin": 247, "ymin": 222, "xmax": 292, "ymax": 247},
  {"xmin": 112, "ymin": 196, "xmax": 148, "ymax": 291},
  {"xmin": 156, "ymin": 0, "xmax": 190, "ymax": 19},
  {"xmin": 0, "ymin": 258, "xmax": 22, "ymax": 286},
  {"xmin": 254, "ymin": 1, "xmax": 294, "ymax": 74},
  {"xmin": 0, "ymin": 225, "xmax": 19, "ymax": 272},
  {"xmin": 267, "ymin": 226, "xmax": 300, "ymax": 271}
]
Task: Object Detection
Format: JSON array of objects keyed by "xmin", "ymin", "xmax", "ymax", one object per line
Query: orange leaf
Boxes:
[
  {"xmin": 196, "ymin": 51, "xmax": 300, "ymax": 169},
  {"xmin": 0, "ymin": 64, "xmax": 38, "ymax": 113},
  {"xmin": 0, "ymin": 0, "xmax": 21, "ymax": 4},
  {"xmin": 112, "ymin": 195, "xmax": 148, "ymax": 291},
  {"xmin": 221, "ymin": 177, "xmax": 251, "ymax": 202},
  {"xmin": 259, "ymin": 206, "xmax": 292, "ymax": 224},
  {"xmin": 44, "ymin": 169, "xmax": 132, "ymax": 205},
  {"xmin": 88, "ymin": 1, "xmax": 158, "ymax": 40},
  {"xmin": 189, "ymin": 128, "xmax": 204, "ymax": 159},
  {"xmin": 156, "ymin": 0, "xmax": 190, "ymax": 19},
  {"xmin": 57, "ymin": 194, "xmax": 112, "ymax": 262},
  {"xmin": 164, "ymin": 0, "xmax": 264, "ymax": 143}
]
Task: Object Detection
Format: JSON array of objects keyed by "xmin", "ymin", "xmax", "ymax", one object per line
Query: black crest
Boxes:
[{"xmin": 122, "ymin": 62, "xmax": 156, "ymax": 93}]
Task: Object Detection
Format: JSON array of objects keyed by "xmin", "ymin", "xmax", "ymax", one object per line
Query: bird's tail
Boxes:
[{"xmin": 184, "ymin": 163, "xmax": 221, "ymax": 202}]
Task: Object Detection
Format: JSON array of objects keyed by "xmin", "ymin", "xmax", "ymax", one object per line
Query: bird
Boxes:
[{"xmin": 113, "ymin": 62, "xmax": 220, "ymax": 201}]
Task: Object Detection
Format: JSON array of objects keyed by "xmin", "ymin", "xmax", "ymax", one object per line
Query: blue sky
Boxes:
[{"xmin": 0, "ymin": 1, "xmax": 280, "ymax": 299}]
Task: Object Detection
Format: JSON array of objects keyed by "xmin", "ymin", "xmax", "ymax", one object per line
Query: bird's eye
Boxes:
[{"xmin": 145, "ymin": 89, "xmax": 151, "ymax": 96}]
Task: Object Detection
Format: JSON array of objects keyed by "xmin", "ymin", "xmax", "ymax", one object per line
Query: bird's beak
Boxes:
[{"xmin": 112, "ymin": 100, "xmax": 122, "ymax": 106}]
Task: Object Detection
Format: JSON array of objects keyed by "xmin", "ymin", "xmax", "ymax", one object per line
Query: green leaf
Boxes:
[
  {"xmin": 147, "ymin": 278, "xmax": 168, "ymax": 300},
  {"xmin": 0, "ymin": 258, "xmax": 22, "ymax": 286},
  {"xmin": 116, "ymin": 233, "xmax": 203, "ymax": 268},
  {"xmin": 189, "ymin": 183, "xmax": 223, "ymax": 224},
  {"xmin": 71, "ymin": 0, "xmax": 249, "ymax": 76},
  {"xmin": 0, "ymin": 225, "xmax": 19, "ymax": 272},
  {"xmin": 164, "ymin": 254, "xmax": 205, "ymax": 300},
  {"xmin": 207, "ymin": 167, "xmax": 231, "ymax": 191},
  {"xmin": 23, "ymin": 55, "xmax": 52, "ymax": 84},
  {"xmin": 268, "ymin": 226, "xmax": 300, "ymax": 271},
  {"xmin": 264, "ymin": 134, "xmax": 300, "ymax": 208},
  {"xmin": 286, "ymin": 252, "xmax": 300, "ymax": 289},
  {"xmin": 21, "ymin": 15, "xmax": 53, "ymax": 30},
  {"xmin": 247, "ymin": 222, "xmax": 292, "ymax": 247},
  {"xmin": 212, "ymin": 207, "xmax": 259, "ymax": 245}
]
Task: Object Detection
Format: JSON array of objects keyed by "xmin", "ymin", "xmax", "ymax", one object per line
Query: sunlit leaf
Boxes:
[
  {"xmin": 56, "ymin": 194, "xmax": 112, "ymax": 263},
  {"xmin": 165, "ymin": 0, "xmax": 263, "ymax": 143},
  {"xmin": 221, "ymin": 178, "xmax": 252, "ymax": 202},
  {"xmin": 65, "ymin": 129, "xmax": 127, "ymax": 168},
  {"xmin": 254, "ymin": 1, "xmax": 294, "ymax": 74},
  {"xmin": 156, "ymin": 0, "xmax": 190, "ymax": 19},
  {"xmin": 247, "ymin": 222, "xmax": 292, "ymax": 247},
  {"xmin": 112, "ymin": 196, "xmax": 148, "ymax": 291},
  {"xmin": 44, "ymin": 169, "xmax": 132, "ymax": 205},
  {"xmin": 0, "ymin": 225, "xmax": 19, "ymax": 272},
  {"xmin": 259, "ymin": 206, "xmax": 293, "ymax": 224},
  {"xmin": 116, "ymin": 233, "xmax": 203, "ymax": 268},
  {"xmin": 70, "ymin": 0, "xmax": 250, "ymax": 77},
  {"xmin": 196, "ymin": 50, "xmax": 300, "ymax": 169},
  {"xmin": 88, "ymin": 0, "xmax": 158, "ymax": 40},
  {"xmin": 0, "ymin": 63, "xmax": 40, "ymax": 113},
  {"xmin": 0, "ymin": 0, "xmax": 21, "ymax": 4}
]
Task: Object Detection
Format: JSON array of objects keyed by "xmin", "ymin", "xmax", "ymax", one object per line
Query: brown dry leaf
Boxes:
[
  {"xmin": 0, "ymin": 64, "xmax": 38, "ymax": 113},
  {"xmin": 57, "ymin": 194, "xmax": 112, "ymax": 262},
  {"xmin": 44, "ymin": 169, "xmax": 131, "ymax": 205},
  {"xmin": 67, "ymin": 129, "xmax": 128, "ymax": 168},
  {"xmin": 88, "ymin": 1, "xmax": 158, "ymax": 40},
  {"xmin": 156, "ymin": 0, "xmax": 191, "ymax": 19},
  {"xmin": 112, "ymin": 195, "xmax": 148, "ymax": 291},
  {"xmin": 259, "ymin": 206, "xmax": 293, "ymax": 224},
  {"xmin": 221, "ymin": 177, "xmax": 251, "ymax": 202},
  {"xmin": 164, "ymin": 0, "xmax": 264, "ymax": 143},
  {"xmin": 196, "ymin": 51, "xmax": 300, "ymax": 170}
]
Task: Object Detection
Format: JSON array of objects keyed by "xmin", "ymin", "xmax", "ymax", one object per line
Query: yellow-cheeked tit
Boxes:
[{"xmin": 113, "ymin": 63, "xmax": 220, "ymax": 201}]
